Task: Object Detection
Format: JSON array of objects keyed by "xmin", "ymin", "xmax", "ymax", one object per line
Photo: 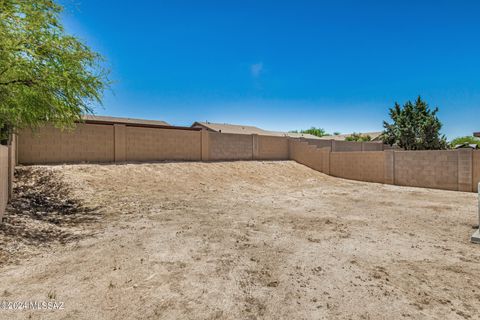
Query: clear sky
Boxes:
[{"xmin": 61, "ymin": 0, "xmax": 480, "ymax": 139}]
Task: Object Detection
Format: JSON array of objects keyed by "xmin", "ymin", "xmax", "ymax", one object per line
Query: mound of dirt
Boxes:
[{"xmin": 0, "ymin": 167, "xmax": 99, "ymax": 264}]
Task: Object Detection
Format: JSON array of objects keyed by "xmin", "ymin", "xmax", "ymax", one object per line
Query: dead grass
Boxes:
[{"xmin": 0, "ymin": 161, "xmax": 479, "ymax": 319}]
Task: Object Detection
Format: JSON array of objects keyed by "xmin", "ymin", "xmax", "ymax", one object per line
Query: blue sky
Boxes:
[{"xmin": 61, "ymin": 0, "xmax": 480, "ymax": 138}]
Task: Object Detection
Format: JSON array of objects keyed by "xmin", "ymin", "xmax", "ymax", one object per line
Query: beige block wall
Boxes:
[
  {"xmin": 18, "ymin": 124, "xmax": 115, "ymax": 164},
  {"xmin": 457, "ymin": 149, "xmax": 473, "ymax": 192},
  {"xmin": 473, "ymin": 151, "xmax": 480, "ymax": 192},
  {"xmin": 332, "ymin": 140, "xmax": 363, "ymax": 152},
  {"xmin": 289, "ymin": 140, "xmax": 328, "ymax": 173},
  {"xmin": 209, "ymin": 132, "xmax": 253, "ymax": 161},
  {"xmin": 362, "ymin": 142, "xmax": 384, "ymax": 151},
  {"xmin": 330, "ymin": 151, "xmax": 385, "ymax": 183},
  {"xmin": 8, "ymin": 135, "xmax": 16, "ymax": 198},
  {"xmin": 114, "ymin": 124, "xmax": 127, "ymax": 162},
  {"xmin": 304, "ymin": 139, "xmax": 333, "ymax": 149},
  {"xmin": 126, "ymin": 127, "xmax": 201, "ymax": 162},
  {"xmin": 302, "ymin": 139, "xmax": 383, "ymax": 152},
  {"xmin": 257, "ymin": 135, "xmax": 289, "ymax": 160},
  {"xmin": 0, "ymin": 146, "xmax": 8, "ymax": 220},
  {"xmin": 394, "ymin": 151, "xmax": 458, "ymax": 191}
]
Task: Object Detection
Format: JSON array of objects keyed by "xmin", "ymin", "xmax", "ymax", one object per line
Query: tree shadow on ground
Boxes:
[{"xmin": 0, "ymin": 167, "xmax": 101, "ymax": 264}]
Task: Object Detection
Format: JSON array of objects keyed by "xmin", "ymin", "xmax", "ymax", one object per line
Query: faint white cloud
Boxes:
[{"xmin": 250, "ymin": 62, "xmax": 264, "ymax": 78}]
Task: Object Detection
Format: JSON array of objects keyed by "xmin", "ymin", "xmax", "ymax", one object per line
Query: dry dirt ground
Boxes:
[{"xmin": 0, "ymin": 161, "xmax": 479, "ymax": 320}]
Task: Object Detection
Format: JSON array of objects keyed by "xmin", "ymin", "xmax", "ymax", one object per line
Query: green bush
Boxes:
[
  {"xmin": 345, "ymin": 133, "xmax": 371, "ymax": 142},
  {"xmin": 449, "ymin": 136, "xmax": 480, "ymax": 148}
]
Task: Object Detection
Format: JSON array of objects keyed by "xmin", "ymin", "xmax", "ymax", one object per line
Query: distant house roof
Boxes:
[
  {"xmin": 317, "ymin": 131, "xmax": 384, "ymax": 141},
  {"xmin": 191, "ymin": 121, "xmax": 322, "ymax": 139},
  {"xmin": 192, "ymin": 122, "xmax": 268, "ymax": 135},
  {"xmin": 474, "ymin": 132, "xmax": 480, "ymax": 138},
  {"xmin": 82, "ymin": 115, "xmax": 171, "ymax": 127},
  {"xmin": 280, "ymin": 132, "xmax": 323, "ymax": 139}
]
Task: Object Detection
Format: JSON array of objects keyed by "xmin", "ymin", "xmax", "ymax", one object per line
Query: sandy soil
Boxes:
[{"xmin": 0, "ymin": 161, "xmax": 479, "ymax": 320}]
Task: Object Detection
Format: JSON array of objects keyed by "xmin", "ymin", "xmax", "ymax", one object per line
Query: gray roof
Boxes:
[
  {"xmin": 82, "ymin": 115, "xmax": 170, "ymax": 127},
  {"xmin": 192, "ymin": 122, "xmax": 322, "ymax": 139}
]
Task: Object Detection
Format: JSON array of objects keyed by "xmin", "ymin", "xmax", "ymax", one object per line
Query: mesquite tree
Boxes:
[
  {"xmin": 0, "ymin": 0, "xmax": 109, "ymax": 144},
  {"xmin": 383, "ymin": 97, "xmax": 447, "ymax": 150}
]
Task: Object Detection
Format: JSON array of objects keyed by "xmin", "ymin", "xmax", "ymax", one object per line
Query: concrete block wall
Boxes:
[
  {"xmin": 289, "ymin": 140, "xmax": 329, "ymax": 173},
  {"xmin": 362, "ymin": 142, "xmax": 384, "ymax": 151},
  {"xmin": 0, "ymin": 146, "xmax": 8, "ymax": 220},
  {"xmin": 394, "ymin": 151, "xmax": 459, "ymax": 191},
  {"xmin": 207, "ymin": 132, "xmax": 290, "ymax": 161},
  {"xmin": 458, "ymin": 149, "xmax": 473, "ymax": 192},
  {"xmin": 17, "ymin": 124, "xmax": 292, "ymax": 165},
  {"xmin": 303, "ymin": 138, "xmax": 383, "ymax": 152},
  {"xmin": 209, "ymin": 132, "xmax": 254, "ymax": 161},
  {"xmin": 13, "ymin": 123, "xmax": 480, "ymax": 194},
  {"xmin": 8, "ymin": 135, "xmax": 16, "ymax": 198},
  {"xmin": 290, "ymin": 139, "xmax": 478, "ymax": 192},
  {"xmin": 125, "ymin": 126, "xmax": 201, "ymax": 162},
  {"xmin": 303, "ymin": 139, "xmax": 333, "ymax": 149},
  {"xmin": 18, "ymin": 124, "xmax": 115, "ymax": 164},
  {"xmin": 330, "ymin": 151, "xmax": 385, "ymax": 183},
  {"xmin": 257, "ymin": 135, "xmax": 289, "ymax": 160},
  {"xmin": 473, "ymin": 151, "xmax": 480, "ymax": 192}
]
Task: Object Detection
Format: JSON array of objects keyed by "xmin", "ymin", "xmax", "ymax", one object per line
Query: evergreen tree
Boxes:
[{"xmin": 383, "ymin": 97, "xmax": 447, "ymax": 150}]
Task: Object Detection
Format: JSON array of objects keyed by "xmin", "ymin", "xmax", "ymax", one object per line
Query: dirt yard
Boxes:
[{"xmin": 0, "ymin": 161, "xmax": 479, "ymax": 319}]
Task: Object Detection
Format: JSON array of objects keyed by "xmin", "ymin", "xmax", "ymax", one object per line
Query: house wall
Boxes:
[{"xmin": 0, "ymin": 146, "xmax": 8, "ymax": 220}]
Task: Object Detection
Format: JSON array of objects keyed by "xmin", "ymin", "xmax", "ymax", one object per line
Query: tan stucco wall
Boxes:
[
  {"xmin": 18, "ymin": 124, "xmax": 115, "ymax": 164},
  {"xmin": 257, "ymin": 135, "xmax": 289, "ymax": 160},
  {"xmin": 0, "ymin": 146, "xmax": 8, "ymax": 220},
  {"xmin": 394, "ymin": 151, "xmax": 458, "ymax": 191},
  {"xmin": 209, "ymin": 132, "xmax": 253, "ymax": 160},
  {"xmin": 330, "ymin": 151, "xmax": 385, "ymax": 183},
  {"xmin": 125, "ymin": 126, "xmax": 201, "ymax": 162}
]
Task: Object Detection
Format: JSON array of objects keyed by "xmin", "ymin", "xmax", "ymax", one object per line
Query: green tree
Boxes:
[
  {"xmin": 0, "ymin": 0, "xmax": 109, "ymax": 143},
  {"xmin": 290, "ymin": 127, "xmax": 330, "ymax": 138},
  {"xmin": 345, "ymin": 133, "xmax": 372, "ymax": 142},
  {"xmin": 450, "ymin": 136, "xmax": 480, "ymax": 149},
  {"xmin": 382, "ymin": 97, "xmax": 447, "ymax": 150}
]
